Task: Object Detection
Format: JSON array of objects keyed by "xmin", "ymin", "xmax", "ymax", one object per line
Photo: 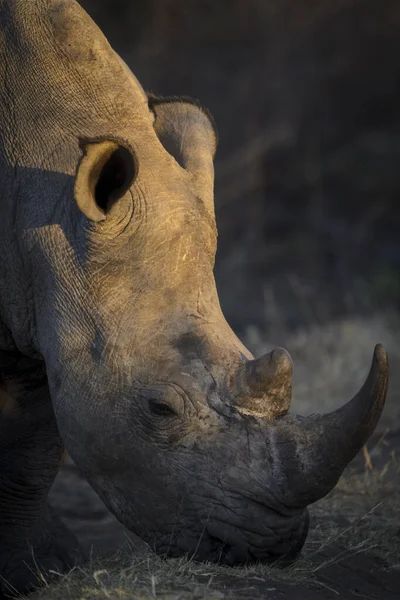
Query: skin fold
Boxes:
[{"xmin": 0, "ymin": 1, "xmax": 389, "ymax": 596}]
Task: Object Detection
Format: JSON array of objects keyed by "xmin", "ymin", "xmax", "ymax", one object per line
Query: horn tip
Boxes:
[
  {"xmin": 272, "ymin": 347, "xmax": 293, "ymax": 370},
  {"xmin": 373, "ymin": 343, "xmax": 389, "ymax": 372},
  {"xmin": 369, "ymin": 343, "xmax": 389, "ymax": 418}
]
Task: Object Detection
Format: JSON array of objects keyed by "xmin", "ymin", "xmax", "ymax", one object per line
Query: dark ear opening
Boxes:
[{"xmin": 75, "ymin": 140, "xmax": 136, "ymax": 222}]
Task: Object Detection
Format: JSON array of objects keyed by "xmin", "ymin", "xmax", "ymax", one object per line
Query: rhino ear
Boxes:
[
  {"xmin": 149, "ymin": 95, "xmax": 217, "ymax": 208},
  {"xmin": 74, "ymin": 140, "xmax": 136, "ymax": 222}
]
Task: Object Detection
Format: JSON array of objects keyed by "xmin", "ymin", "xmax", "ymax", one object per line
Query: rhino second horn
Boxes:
[
  {"xmin": 278, "ymin": 344, "xmax": 389, "ymax": 507},
  {"xmin": 234, "ymin": 348, "xmax": 293, "ymax": 418}
]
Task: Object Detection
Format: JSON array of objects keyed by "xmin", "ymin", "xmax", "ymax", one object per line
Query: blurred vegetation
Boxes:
[{"xmin": 80, "ymin": 0, "xmax": 400, "ymax": 334}]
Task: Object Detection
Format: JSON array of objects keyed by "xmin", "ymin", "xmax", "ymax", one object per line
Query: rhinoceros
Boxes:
[{"xmin": 0, "ymin": 0, "xmax": 389, "ymax": 596}]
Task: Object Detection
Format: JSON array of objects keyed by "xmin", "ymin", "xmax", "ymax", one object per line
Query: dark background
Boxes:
[{"xmin": 80, "ymin": 0, "xmax": 400, "ymax": 336}]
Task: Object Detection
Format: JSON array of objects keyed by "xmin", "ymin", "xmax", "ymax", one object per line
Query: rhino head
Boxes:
[{"xmin": 0, "ymin": 0, "xmax": 388, "ymax": 565}]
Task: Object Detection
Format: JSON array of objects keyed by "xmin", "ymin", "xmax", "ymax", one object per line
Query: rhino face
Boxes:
[
  {"xmin": 1, "ymin": 0, "xmax": 388, "ymax": 565},
  {"xmin": 52, "ymin": 100, "xmax": 311, "ymax": 563}
]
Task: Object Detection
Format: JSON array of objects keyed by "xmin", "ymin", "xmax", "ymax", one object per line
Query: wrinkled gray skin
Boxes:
[{"xmin": 0, "ymin": 1, "xmax": 389, "ymax": 596}]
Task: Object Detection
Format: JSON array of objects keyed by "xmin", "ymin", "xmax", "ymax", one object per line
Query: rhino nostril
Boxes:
[
  {"xmin": 206, "ymin": 532, "xmax": 234, "ymax": 565},
  {"xmin": 206, "ymin": 524, "xmax": 249, "ymax": 565}
]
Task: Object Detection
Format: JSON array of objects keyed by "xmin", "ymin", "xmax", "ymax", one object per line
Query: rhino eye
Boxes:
[{"xmin": 149, "ymin": 399, "xmax": 178, "ymax": 417}]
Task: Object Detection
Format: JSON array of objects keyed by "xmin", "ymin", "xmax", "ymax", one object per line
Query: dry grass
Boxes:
[{"xmin": 28, "ymin": 458, "xmax": 400, "ymax": 600}]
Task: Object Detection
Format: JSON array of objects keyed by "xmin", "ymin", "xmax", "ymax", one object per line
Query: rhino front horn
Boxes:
[
  {"xmin": 234, "ymin": 348, "xmax": 293, "ymax": 418},
  {"xmin": 278, "ymin": 344, "xmax": 389, "ymax": 507}
]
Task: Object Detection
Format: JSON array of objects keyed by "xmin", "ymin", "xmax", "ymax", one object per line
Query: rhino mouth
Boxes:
[
  {"xmin": 201, "ymin": 536, "xmax": 301, "ymax": 567},
  {"xmin": 158, "ymin": 510, "xmax": 309, "ymax": 566}
]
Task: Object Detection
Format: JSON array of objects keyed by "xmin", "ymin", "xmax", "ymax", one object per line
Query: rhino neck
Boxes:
[{"xmin": 0, "ymin": 0, "xmax": 154, "ymax": 356}]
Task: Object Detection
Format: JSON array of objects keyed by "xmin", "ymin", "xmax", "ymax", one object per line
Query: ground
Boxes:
[{"xmin": 21, "ymin": 315, "xmax": 400, "ymax": 600}]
